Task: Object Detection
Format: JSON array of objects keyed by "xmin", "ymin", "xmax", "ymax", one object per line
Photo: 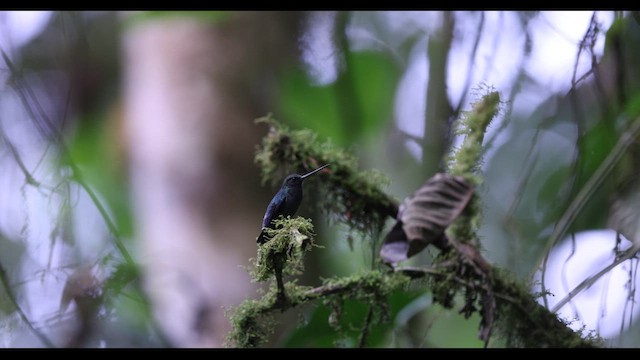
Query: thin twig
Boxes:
[
  {"xmin": 537, "ymin": 117, "xmax": 640, "ymax": 294},
  {"xmin": 396, "ymin": 129, "xmax": 423, "ymax": 146},
  {"xmin": 305, "ymin": 281, "xmax": 354, "ymax": 298},
  {"xmin": 551, "ymin": 243, "xmax": 640, "ymax": 313},
  {"xmin": 622, "ymin": 258, "xmax": 640, "ymax": 335},
  {"xmin": 546, "ymin": 19, "xmax": 600, "ymax": 306},
  {"xmin": 560, "ymin": 233, "xmax": 581, "ymax": 317},
  {"xmin": 586, "ymin": 12, "xmax": 609, "ymax": 116},
  {"xmin": 0, "ymin": 123, "xmax": 41, "ymax": 188},
  {"xmin": 0, "ymin": 48, "xmax": 134, "ymax": 267},
  {"xmin": 570, "ymin": 12, "xmax": 597, "ymax": 89},
  {"xmin": 358, "ymin": 306, "xmax": 374, "ymax": 348},
  {"xmin": 452, "ymin": 12, "xmax": 485, "ymax": 120},
  {"xmin": 0, "ymin": 262, "xmax": 55, "ymax": 347},
  {"xmin": 395, "ymin": 265, "xmax": 591, "ymax": 345},
  {"xmin": 484, "ymin": 17, "xmax": 533, "ymax": 152},
  {"xmin": 566, "ymin": 69, "xmax": 594, "ymax": 97}
]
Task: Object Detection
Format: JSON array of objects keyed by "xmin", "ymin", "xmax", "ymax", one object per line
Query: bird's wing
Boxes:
[{"xmin": 262, "ymin": 195, "xmax": 286, "ymax": 228}]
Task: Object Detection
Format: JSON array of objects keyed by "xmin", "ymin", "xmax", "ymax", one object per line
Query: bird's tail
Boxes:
[{"xmin": 256, "ymin": 227, "xmax": 269, "ymax": 244}]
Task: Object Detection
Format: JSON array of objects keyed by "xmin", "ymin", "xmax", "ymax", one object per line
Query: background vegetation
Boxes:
[{"xmin": 0, "ymin": 11, "xmax": 638, "ymax": 347}]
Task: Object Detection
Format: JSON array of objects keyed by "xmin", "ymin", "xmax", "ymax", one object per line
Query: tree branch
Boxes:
[
  {"xmin": 551, "ymin": 243, "xmax": 640, "ymax": 313},
  {"xmin": 241, "ymin": 113, "xmax": 600, "ymax": 348},
  {"xmin": 0, "ymin": 262, "xmax": 55, "ymax": 347},
  {"xmin": 358, "ymin": 306, "xmax": 374, "ymax": 348}
]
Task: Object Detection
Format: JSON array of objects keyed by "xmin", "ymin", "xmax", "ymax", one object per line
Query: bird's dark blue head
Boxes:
[
  {"xmin": 282, "ymin": 163, "xmax": 330, "ymax": 188},
  {"xmin": 282, "ymin": 174, "xmax": 303, "ymax": 188}
]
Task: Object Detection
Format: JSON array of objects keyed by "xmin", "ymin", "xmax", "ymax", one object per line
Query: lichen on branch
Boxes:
[
  {"xmin": 446, "ymin": 90, "xmax": 500, "ymax": 246},
  {"xmin": 436, "ymin": 90, "xmax": 600, "ymax": 347},
  {"xmin": 254, "ymin": 114, "xmax": 398, "ymax": 235},
  {"xmin": 228, "ymin": 100, "xmax": 602, "ymax": 348},
  {"xmin": 251, "ymin": 217, "xmax": 317, "ymax": 282},
  {"xmin": 226, "ymin": 268, "xmax": 409, "ymax": 348}
]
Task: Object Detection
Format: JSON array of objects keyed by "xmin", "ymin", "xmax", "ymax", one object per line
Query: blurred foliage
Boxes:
[
  {"xmin": 67, "ymin": 112, "xmax": 133, "ymax": 238},
  {"xmin": 266, "ymin": 11, "xmax": 640, "ymax": 348},
  {"xmin": 232, "ymin": 93, "xmax": 599, "ymax": 348},
  {"xmin": 282, "ymin": 290, "xmax": 425, "ymax": 347},
  {"xmin": 279, "ymin": 51, "xmax": 400, "ymax": 145},
  {"xmin": 125, "ymin": 10, "xmax": 231, "ymax": 26},
  {"xmin": 0, "ymin": 11, "xmax": 161, "ymax": 348},
  {"xmin": 1, "ymin": 10, "xmax": 640, "ymax": 348}
]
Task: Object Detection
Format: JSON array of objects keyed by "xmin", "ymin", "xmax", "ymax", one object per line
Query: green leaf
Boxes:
[
  {"xmin": 380, "ymin": 173, "xmax": 474, "ymax": 264},
  {"xmin": 278, "ymin": 51, "xmax": 399, "ymax": 145},
  {"xmin": 278, "ymin": 68, "xmax": 343, "ymax": 143},
  {"xmin": 281, "ymin": 290, "xmax": 422, "ymax": 348},
  {"xmin": 345, "ymin": 51, "xmax": 399, "ymax": 138},
  {"xmin": 623, "ymin": 92, "xmax": 640, "ymax": 120},
  {"xmin": 67, "ymin": 113, "xmax": 134, "ymax": 237}
]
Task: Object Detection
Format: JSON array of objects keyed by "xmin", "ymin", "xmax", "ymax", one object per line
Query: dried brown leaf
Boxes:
[{"xmin": 380, "ymin": 173, "xmax": 474, "ymax": 263}]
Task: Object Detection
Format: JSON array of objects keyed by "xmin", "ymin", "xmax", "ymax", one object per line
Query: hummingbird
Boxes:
[{"xmin": 257, "ymin": 164, "xmax": 330, "ymax": 244}]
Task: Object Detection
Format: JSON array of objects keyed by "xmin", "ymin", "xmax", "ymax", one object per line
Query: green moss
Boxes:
[
  {"xmin": 226, "ymin": 267, "xmax": 410, "ymax": 348},
  {"xmin": 446, "ymin": 91, "xmax": 501, "ymax": 248},
  {"xmin": 448, "ymin": 90, "xmax": 500, "ymax": 182},
  {"xmin": 225, "ymin": 295, "xmax": 276, "ymax": 348},
  {"xmin": 314, "ymin": 271, "xmax": 410, "ymax": 333},
  {"xmin": 255, "ymin": 114, "xmax": 396, "ymax": 239},
  {"xmin": 489, "ymin": 268, "xmax": 601, "ymax": 347},
  {"xmin": 251, "ymin": 217, "xmax": 317, "ymax": 282},
  {"xmin": 226, "ymin": 278, "xmax": 315, "ymax": 348},
  {"xmin": 234, "ymin": 109, "xmax": 599, "ymax": 348},
  {"xmin": 227, "ymin": 216, "xmax": 319, "ymax": 348},
  {"xmin": 319, "ymin": 270, "xmax": 410, "ymax": 299},
  {"xmin": 283, "ymin": 280, "xmax": 315, "ymax": 305}
]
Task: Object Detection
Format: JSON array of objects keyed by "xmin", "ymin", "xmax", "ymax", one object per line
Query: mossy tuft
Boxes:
[{"xmin": 251, "ymin": 216, "xmax": 317, "ymax": 282}]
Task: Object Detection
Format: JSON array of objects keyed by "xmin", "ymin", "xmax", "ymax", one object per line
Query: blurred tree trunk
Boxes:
[
  {"xmin": 122, "ymin": 12, "xmax": 302, "ymax": 347},
  {"xmin": 423, "ymin": 11, "xmax": 454, "ymax": 179}
]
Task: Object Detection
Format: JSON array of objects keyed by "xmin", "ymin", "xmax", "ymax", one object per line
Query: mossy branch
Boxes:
[
  {"xmin": 229, "ymin": 248, "xmax": 598, "ymax": 348},
  {"xmin": 446, "ymin": 90, "xmax": 499, "ymax": 246},
  {"xmin": 396, "ymin": 265, "xmax": 601, "ymax": 347},
  {"xmin": 228, "ymin": 216, "xmax": 408, "ymax": 348},
  {"xmin": 226, "ymin": 269, "xmax": 410, "ymax": 348},
  {"xmin": 441, "ymin": 91, "xmax": 500, "ymax": 345},
  {"xmin": 230, "ymin": 93, "xmax": 601, "ymax": 348},
  {"xmin": 437, "ymin": 91, "xmax": 598, "ymax": 347},
  {"xmin": 255, "ymin": 114, "xmax": 399, "ymax": 234}
]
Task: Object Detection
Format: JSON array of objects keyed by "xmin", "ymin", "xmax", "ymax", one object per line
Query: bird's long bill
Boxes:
[{"xmin": 300, "ymin": 163, "xmax": 330, "ymax": 179}]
